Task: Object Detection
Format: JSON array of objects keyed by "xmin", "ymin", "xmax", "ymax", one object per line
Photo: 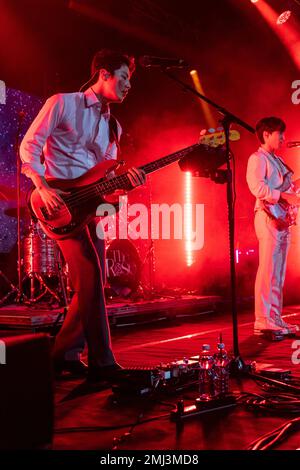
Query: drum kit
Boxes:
[
  {"xmin": 0, "ymin": 201, "xmax": 68, "ymax": 306},
  {"xmin": 0, "ymin": 184, "xmax": 146, "ymax": 307}
]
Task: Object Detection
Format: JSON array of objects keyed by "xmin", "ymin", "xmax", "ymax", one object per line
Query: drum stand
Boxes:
[
  {"xmin": 0, "ymin": 259, "xmax": 68, "ymax": 307},
  {"xmin": 26, "ymin": 273, "xmax": 61, "ymax": 304},
  {"xmin": 24, "ymin": 233, "xmax": 69, "ymax": 307},
  {"xmin": 0, "ymin": 270, "xmax": 28, "ymax": 306}
]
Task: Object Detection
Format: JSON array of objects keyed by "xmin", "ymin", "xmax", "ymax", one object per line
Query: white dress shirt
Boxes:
[{"xmin": 20, "ymin": 87, "xmax": 121, "ymax": 180}]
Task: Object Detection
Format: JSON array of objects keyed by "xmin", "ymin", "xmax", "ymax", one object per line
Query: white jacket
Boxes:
[{"xmin": 246, "ymin": 147, "xmax": 293, "ymax": 212}]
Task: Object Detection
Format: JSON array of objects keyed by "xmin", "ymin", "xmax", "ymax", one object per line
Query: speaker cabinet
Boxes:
[{"xmin": 0, "ymin": 333, "xmax": 54, "ymax": 449}]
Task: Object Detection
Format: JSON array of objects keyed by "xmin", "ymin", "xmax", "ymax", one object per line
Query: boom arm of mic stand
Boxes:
[{"xmin": 160, "ymin": 68, "xmax": 255, "ymax": 134}]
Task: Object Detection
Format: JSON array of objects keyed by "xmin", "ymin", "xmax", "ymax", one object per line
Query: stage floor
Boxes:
[
  {"xmin": 48, "ymin": 303, "xmax": 300, "ymax": 451},
  {"xmin": 0, "ymin": 294, "xmax": 221, "ymax": 328}
]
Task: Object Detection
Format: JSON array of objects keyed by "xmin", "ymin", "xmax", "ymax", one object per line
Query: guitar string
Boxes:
[
  {"xmin": 38, "ymin": 144, "xmax": 200, "ymax": 221},
  {"xmin": 63, "ymin": 142, "xmax": 201, "ymax": 206},
  {"xmin": 59, "ymin": 149, "xmax": 194, "ymax": 206},
  {"xmin": 45, "ymin": 142, "xmax": 200, "ymax": 208},
  {"xmin": 54, "ymin": 158, "xmax": 168, "ymax": 216},
  {"xmin": 41, "ymin": 163, "xmax": 165, "ymax": 221},
  {"xmin": 48, "ymin": 147, "xmax": 198, "ymax": 208},
  {"xmin": 58, "ymin": 164, "xmax": 154, "ymax": 209},
  {"xmin": 47, "ymin": 173, "xmax": 131, "ymax": 219},
  {"xmin": 39, "ymin": 144, "xmax": 201, "ymax": 224},
  {"xmin": 40, "ymin": 138, "xmax": 225, "ymax": 215}
]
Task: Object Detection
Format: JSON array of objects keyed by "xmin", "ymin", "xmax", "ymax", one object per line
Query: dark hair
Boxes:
[
  {"xmin": 255, "ymin": 116, "xmax": 286, "ymax": 144},
  {"xmin": 91, "ymin": 49, "xmax": 135, "ymax": 78}
]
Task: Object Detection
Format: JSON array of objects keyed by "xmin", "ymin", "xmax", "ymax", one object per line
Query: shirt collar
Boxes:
[
  {"xmin": 259, "ymin": 146, "xmax": 292, "ymax": 175},
  {"xmin": 84, "ymin": 87, "xmax": 110, "ymax": 115},
  {"xmin": 259, "ymin": 146, "xmax": 279, "ymax": 160}
]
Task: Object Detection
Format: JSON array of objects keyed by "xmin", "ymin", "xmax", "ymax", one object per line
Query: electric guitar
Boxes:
[
  {"xmin": 263, "ymin": 199, "xmax": 298, "ymax": 228},
  {"xmin": 262, "ymin": 167, "xmax": 300, "ymax": 229}
]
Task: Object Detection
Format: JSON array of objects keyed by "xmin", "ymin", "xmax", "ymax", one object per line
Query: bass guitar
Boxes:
[
  {"xmin": 29, "ymin": 143, "xmax": 205, "ymax": 240},
  {"xmin": 28, "ymin": 129, "xmax": 240, "ymax": 240}
]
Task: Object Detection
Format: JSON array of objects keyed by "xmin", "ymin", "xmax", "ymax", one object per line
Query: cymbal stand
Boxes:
[
  {"xmin": 26, "ymin": 273, "xmax": 61, "ymax": 304},
  {"xmin": 0, "ymin": 110, "xmax": 29, "ymax": 306},
  {"xmin": 0, "ymin": 270, "xmax": 26, "ymax": 306}
]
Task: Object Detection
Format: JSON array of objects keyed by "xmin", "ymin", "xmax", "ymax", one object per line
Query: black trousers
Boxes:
[{"xmin": 53, "ymin": 221, "xmax": 116, "ymax": 369}]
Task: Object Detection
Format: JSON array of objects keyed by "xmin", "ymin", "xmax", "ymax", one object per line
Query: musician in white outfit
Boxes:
[{"xmin": 246, "ymin": 117, "xmax": 300, "ymax": 336}]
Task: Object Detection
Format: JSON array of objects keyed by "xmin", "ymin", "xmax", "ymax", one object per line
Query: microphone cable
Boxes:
[{"xmin": 246, "ymin": 417, "xmax": 300, "ymax": 450}]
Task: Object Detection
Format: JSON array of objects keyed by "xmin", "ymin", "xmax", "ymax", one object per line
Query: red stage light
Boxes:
[
  {"xmin": 250, "ymin": 0, "xmax": 300, "ymax": 69},
  {"xmin": 277, "ymin": 10, "xmax": 292, "ymax": 24}
]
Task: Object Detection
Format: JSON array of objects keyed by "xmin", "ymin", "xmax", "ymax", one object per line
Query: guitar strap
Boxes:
[
  {"xmin": 262, "ymin": 152, "xmax": 297, "ymax": 227},
  {"xmin": 263, "ymin": 151, "xmax": 294, "ymax": 193},
  {"xmin": 109, "ymin": 115, "xmax": 121, "ymax": 155},
  {"xmin": 273, "ymin": 156, "xmax": 294, "ymax": 194}
]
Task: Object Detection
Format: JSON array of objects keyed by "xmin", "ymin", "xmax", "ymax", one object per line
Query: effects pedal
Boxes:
[
  {"xmin": 111, "ymin": 367, "xmax": 160, "ymax": 398},
  {"xmin": 170, "ymin": 395, "xmax": 237, "ymax": 420},
  {"xmin": 254, "ymin": 367, "xmax": 292, "ymax": 381}
]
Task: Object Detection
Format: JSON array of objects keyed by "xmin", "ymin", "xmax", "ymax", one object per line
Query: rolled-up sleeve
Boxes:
[
  {"xmin": 246, "ymin": 153, "xmax": 281, "ymax": 204},
  {"xmin": 20, "ymin": 94, "xmax": 64, "ymax": 178}
]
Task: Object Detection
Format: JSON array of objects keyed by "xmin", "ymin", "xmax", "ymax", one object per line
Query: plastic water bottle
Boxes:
[
  {"xmin": 214, "ymin": 341, "xmax": 230, "ymax": 396},
  {"xmin": 198, "ymin": 344, "xmax": 216, "ymax": 400}
]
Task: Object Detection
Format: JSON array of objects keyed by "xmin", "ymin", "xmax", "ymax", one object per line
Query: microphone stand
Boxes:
[{"xmin": 161, "ymin": 68, "xmax": 255, "ymax": 373}]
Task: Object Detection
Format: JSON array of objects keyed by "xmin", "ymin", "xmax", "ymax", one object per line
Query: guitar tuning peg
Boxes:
[
  {"xmin": 208, "ymin": 128, "xmax": 215, "ymax": 133},
  {"xmin": 217, "ymin": 126, "xmax": 223, "ymax": 131},
  {"xmin": 199, "ymin": 129, "xmax": 207, "ymax": 136}
]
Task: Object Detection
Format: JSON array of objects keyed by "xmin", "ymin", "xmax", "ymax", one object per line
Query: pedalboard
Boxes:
[{"xmin": 111, "ymin": 360, "xmax": 200, "ymax": 398}]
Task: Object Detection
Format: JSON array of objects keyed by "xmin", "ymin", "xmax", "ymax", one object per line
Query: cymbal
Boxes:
[{"xmin": 4, "ymin": 206, "xmax": 29, "ymax": 218}]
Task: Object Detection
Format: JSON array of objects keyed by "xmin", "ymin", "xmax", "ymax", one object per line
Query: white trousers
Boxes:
[{"xmin": 254, "ymin": 210, "xmax": 291, "ymax": 325}]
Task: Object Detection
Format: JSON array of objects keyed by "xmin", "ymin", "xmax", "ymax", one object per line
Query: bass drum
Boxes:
[{"xmin": 106, "ymin": 239, "xmax": 141, "ymax": 297}]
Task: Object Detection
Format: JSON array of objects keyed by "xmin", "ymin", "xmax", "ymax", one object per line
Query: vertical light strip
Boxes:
[{"xmin": 185, "ymin": 171, "xmax": 194, "ymax": 266}]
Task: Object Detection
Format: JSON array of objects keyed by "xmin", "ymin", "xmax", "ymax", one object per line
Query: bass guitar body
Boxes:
[{"xmin": 29, "ymin": 160, "xmax": 119, "ymax": 240}]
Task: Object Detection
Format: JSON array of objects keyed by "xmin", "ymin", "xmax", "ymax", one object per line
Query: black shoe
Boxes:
[
  {"xmin": 53, "ymin": 359, "xmax": 88, "ymax": 379},
  {"xmin": 87, "ymin": 363, "xmax": 123, "ymax": 383}
]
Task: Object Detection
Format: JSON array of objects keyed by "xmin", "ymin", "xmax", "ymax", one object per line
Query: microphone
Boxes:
[
  {"xmin": 139, "ymin": 55, "xmax": 189, "ymax": 68},
  {"xmin": 287, "ymin": 141, "xmax": 300, "ymax": 148}
]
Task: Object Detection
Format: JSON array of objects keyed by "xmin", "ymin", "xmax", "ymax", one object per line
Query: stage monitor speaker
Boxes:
[{"xmin": 0, "ymin": 333, "xmax": 54, "ymax": 449}]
